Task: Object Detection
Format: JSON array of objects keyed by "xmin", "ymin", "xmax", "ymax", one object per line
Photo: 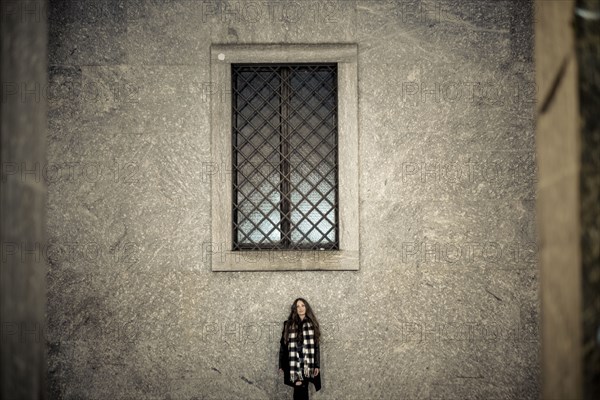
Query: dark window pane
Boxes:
[{"xmin": 232, "ymin": 64, "xmax": 338, "ymax": 250}]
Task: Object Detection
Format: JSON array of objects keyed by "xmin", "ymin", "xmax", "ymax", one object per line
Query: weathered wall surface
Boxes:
[
  {"xmin": 1, "ymin": 0, "xmax": 48, "ymax": 398},
  {"xmin": 46, "ymin": 1, "xmax": 538, "ymax": 399},
  {"xmin": 534, "ymin": 0, "xmax": 581, "ymax": 398}
]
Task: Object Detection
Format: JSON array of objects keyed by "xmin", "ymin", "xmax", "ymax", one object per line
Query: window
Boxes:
[
  {"xmin": 209, "ymin": 44, "xmax": 359, "ymax": 271},
  {"xmin": 232, "ymin": 64, "xmax": 338, "ymax": 250}
]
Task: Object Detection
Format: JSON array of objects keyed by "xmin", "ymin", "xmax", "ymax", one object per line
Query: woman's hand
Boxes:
[
  {"xmin": 313, "ymin": 368, "xmax": 319, "ymax": 377},
  {"xmin": 278, "ymin": 368, "xmax": 283, "ymax": 375}
]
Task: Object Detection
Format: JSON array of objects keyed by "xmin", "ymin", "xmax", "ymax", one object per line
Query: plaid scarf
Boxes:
[{"xmin": 287, "ymin": 319, "xmax": 316, "ymax": 382}]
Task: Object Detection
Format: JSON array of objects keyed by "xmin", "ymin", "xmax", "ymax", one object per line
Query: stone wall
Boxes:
[
  {"xmin": 1, "ymin": 0, "xmax": 48, "ymax": 398},
  {"xmin": 46, "ymin": 1, "xmax": 538, "ymax": 399}
]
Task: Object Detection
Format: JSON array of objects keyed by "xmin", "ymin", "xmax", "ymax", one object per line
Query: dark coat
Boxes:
[{"xmin": 279, "ymin": 320, "xmax": 321, "ymax": 391}]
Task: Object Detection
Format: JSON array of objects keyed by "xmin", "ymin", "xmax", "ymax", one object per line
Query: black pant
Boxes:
[
  {"xmin": 293, "ymin": 379, "xmax": 309, "ymax": 400},
  {"xmin": 293, "ymin": 356, "xmax": 309, "ymax": 400}
]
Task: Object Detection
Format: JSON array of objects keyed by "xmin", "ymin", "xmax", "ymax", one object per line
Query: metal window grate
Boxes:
[{"xmin": 232, "ymin": 63, "xmax": 338, "ymax": 250}]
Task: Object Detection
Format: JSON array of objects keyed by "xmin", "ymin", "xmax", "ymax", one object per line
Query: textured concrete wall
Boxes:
[
  {"xmin": 1, "ymin": 0, "xmax": 48, "ymax": 398},
  {"xmin": 46, "ymin": 1, "xmax": 538, "ymax": 399}
]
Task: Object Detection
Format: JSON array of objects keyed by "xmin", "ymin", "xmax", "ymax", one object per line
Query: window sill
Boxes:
[{"xmin": 210, "ymin": 249, "xmax": 359, "ymax": 271}]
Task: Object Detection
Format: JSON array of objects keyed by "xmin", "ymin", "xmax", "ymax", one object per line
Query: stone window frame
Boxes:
[{"xmin": 209, "ymin": 43, "xmax": 359, "ymax": 271}]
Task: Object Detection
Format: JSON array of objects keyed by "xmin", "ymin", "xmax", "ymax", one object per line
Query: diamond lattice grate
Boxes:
[{"xmin": 232, "ymin": 64, "xmax": 339, "ymax": 250}]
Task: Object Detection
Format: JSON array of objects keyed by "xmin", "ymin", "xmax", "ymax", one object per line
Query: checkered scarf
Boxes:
[{"xmin": 287, "ymin": 319, "xmax": 316, "ymax": 382}]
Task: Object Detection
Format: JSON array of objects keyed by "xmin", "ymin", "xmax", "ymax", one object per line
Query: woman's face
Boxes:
[{"xmin": 296, "ymin": 301, "xmax": 306, "ymax": 317}]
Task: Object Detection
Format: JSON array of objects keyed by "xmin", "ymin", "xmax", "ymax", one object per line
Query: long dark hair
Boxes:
[{"xmin": 283, "ymin": 297, "xmax": 320, "ymax": 345}]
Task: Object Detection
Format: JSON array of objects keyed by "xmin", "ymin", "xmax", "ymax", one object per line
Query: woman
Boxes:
[{"xmin": 278, "ymin": 298, "xmax": 322, "ymax": 400}]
